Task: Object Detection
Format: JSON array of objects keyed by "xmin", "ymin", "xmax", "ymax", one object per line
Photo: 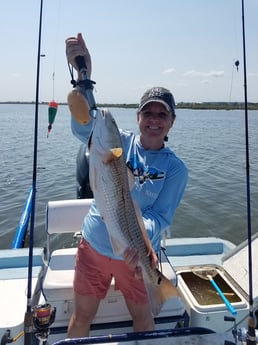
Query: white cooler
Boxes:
[{"xmin": 177, "ymin": 234, "xmax": 258, "ymax": 333}]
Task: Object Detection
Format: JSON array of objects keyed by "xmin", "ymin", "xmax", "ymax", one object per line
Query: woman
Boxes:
[{"xmin": 65, "ymin": 33, "xmax": 188, "ymax": 337}]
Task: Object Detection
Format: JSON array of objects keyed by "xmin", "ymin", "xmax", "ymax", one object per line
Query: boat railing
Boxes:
[
  {"xmin": 51, "ymin": 327, "xmax": 215, "ymax": 345},
  {"xmin": 11, "ymin": 187, "xmax": 33, "ymax": 249}
]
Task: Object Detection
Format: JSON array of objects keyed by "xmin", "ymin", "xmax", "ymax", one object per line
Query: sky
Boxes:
[{"xmin": 0, "ymin": 0, "xmax": 258, "ymax": 104}]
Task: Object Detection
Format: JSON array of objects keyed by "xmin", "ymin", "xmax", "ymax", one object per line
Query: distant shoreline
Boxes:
[{"xmin": 1, "ymin": 101, "xmax": 258, "ymax": 110}]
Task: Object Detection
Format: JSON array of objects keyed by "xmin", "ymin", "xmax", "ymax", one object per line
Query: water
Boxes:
[{"xmin": 0, "ymin": 104, "xmax": 257, "ymax": 249}]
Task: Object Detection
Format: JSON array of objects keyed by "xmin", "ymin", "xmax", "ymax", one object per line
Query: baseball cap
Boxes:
[{"xmin": 138, "ymin": 87, "xmax": 176, "ymax": 114}]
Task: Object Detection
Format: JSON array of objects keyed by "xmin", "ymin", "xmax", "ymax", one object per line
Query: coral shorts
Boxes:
[{"xmin": 73, "ymin": 238, "xmax": 148, "ymax": 305}]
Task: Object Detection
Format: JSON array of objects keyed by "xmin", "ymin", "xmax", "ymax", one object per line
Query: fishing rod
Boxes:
[
  {"xmin": 240, "ymin": 1, "xmax": 256, "ymax": 344},
  {"xmin": 24, "ymin": 0, "xmax": 44, "ymax": 344},
  {"xmin": 75, "ymin": 55, "xmax": 97, "ymax": 116},
  {"xmin": 67, "ymin": 54, "xmax": 97, "ymax": 124}
]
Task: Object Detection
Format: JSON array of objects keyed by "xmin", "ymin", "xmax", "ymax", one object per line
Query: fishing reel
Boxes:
[
  {"xmin": 237, "ymin": 327, "xmax": 258, "ymax": 345},
  {"xmin": 224, "ymin": 316, "xmax": 258, "ymax": 345},
  {"xmin": 32, "ymin": 303, "xmax": 56, "ymax": 341}
]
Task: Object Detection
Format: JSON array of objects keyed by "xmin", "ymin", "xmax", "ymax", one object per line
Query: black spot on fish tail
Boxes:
[{"xmin": 147, "ymin": 271, "xmax": 179, "ymax": 316}]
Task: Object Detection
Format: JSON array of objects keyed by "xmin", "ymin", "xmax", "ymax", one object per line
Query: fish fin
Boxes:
[
  {"xmin": 145, "ymin": 270, "xmax": 179, "ymax": 316},
  {"xmin": 111, "ymin": 147, "xmax": 123, "ymax": 158},
  {"xmin": 102, "ymin": 147, "xmax": 123, "ymax": 164}
]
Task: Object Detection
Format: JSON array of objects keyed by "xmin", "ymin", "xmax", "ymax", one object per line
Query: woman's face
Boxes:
[{"xmin": 137, "ymin": 102, "xmax": 174, "ymax": 150}]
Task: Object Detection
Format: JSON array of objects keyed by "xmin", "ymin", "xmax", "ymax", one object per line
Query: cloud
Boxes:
[
  {"xmin": 184, "ymin": 70, "xmax": 224, "ymax": 78},
  {"xmin": 162, "ymin": 68, "xmax": 176, "ymax": 74}
]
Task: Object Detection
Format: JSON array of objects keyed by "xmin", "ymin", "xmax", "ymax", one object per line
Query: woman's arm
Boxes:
[{"xmin": 142, "ymin": 158, "xmax": 188, "ymax": 250}]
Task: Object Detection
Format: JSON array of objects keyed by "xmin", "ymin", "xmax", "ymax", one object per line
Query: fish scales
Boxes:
[
  {"xmin": 89, "ymin": 108, "xmax": 179, "ymax": 315},
  {"xmin": 109, "ymin": 160, "xmax": 154, "ymax": 278},
  {"xmin": 90, "ymin": 111, "xmax": 153, "ymax": 276}
]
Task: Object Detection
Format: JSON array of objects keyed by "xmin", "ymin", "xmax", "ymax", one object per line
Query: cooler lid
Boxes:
[{"xmin": 222, "ymin": 232, "xmax": 258, "ymax": 299}]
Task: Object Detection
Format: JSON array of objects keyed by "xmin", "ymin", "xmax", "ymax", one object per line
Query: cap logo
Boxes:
[{"xmin": 149, "ymin": 87, "xmax": 164, "ymax": 98}]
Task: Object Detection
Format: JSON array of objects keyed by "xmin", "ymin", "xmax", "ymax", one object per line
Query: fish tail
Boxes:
[{"xmin": 146, "ymin": 271, "xmax": 179, "ymax": 316}]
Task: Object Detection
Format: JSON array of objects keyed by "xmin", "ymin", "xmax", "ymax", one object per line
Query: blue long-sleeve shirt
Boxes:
[{"xmin": 71, "ymin": 114, "xmax": 188, "ymax": 259}]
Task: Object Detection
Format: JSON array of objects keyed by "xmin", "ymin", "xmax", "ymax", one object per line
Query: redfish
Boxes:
[{"xmin": 89, "ymin": 108, "xmax": 178, "ymax": 315}]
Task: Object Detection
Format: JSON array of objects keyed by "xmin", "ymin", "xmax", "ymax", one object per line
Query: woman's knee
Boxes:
[
  {"xmin": 74, "ymin": 293, "xmax": 100, "ymax": 323},
  {"xmin": 126, "ymin": 300, "xmax": 154, "ymax": 331}
]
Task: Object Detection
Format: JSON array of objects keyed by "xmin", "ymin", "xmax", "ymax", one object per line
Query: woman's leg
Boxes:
[
  {"xmin": 125, "ymin": 298, "xmax": 154, "ymax": 331},
  {"xmin": 67, "ymin": 292, "xmax": 100, "ymax": 337}
]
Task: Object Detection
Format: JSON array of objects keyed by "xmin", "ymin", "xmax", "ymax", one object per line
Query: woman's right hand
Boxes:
[{"xmin": 65, "ymin": 33, "xmax": 92, "ymax": 79}]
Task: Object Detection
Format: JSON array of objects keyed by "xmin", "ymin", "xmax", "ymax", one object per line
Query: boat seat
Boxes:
[
  {"xmin": 43, "ymin": 247, "xmax": 178, "ymax": 300},
  {"xmin": 45, "ymin": 198, "xmax": 94, "ymax": 261},
  {"xmin": 43, "ymin": 199, "xmax": 186, "ymax": 327},
  {"xmin": 43, "ymin": 247, "xmax": 185, "ymax": 325}
]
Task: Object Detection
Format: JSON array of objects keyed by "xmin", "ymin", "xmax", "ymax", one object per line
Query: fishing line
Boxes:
[
  {"xmin": 229, "ymin": 60, "xmax": 235, "ymax": 103},
  {"xmin": 228, "ymin": 0, "xmax": 241, "ymax": 103},
  {"xmin": 240, "ymin": 0, "xmax": 255, "ymax": 344},
  {"xmin": 52, "ymin": 71, "xmax": 55, "ymax": 100},
  {"xmin": 46, "ymin": 0, "xmax": 61, "ymax": 137},
  {"xmin": 229, "ymin": 59, "xmax": 239, "ymax": 102},
  {"xmin": 24, "ymin": 0, "xmax": 44, "ymax": 344},
  {"xmin": 50, "ymin": 0, "xmax": 61, "ymax": 101}
]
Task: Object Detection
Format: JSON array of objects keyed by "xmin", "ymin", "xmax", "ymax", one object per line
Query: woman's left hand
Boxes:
[
  {"xmin": 123, "ymin": 248, "xmax": 142, "ymax": 279},
  {"xmin": 123, "ymin": 247, "xmax": 158, "ymax": 280}
]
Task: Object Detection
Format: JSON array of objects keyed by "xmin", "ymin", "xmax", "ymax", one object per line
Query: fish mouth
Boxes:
[{"xmin": 88, "ymin": 110, "xmax": 103, "ymax": 149}]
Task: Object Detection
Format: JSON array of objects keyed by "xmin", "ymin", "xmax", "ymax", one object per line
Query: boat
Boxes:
[
  {"xmin": 1, "ymin": 0, "xmax": 257, "ymax": 344},
  {"xmin": 1, "ymin": 194, "xmax": 258, "ymax": 345}
]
